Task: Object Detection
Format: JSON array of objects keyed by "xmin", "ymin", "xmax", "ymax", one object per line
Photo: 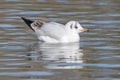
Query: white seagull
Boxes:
[{"xmin": 21, "ymin": 17, "xmax": 89, "ymax": 43}]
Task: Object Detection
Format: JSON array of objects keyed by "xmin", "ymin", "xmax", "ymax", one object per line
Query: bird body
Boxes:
[{"xmin": 21, "ymin": 17, "xmax": 89, "ymax": 43}]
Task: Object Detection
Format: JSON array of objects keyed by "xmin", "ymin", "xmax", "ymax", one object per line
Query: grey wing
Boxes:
[{"xmin": 40, "ymin": 22, "xmax": 66, "ymax": 40}]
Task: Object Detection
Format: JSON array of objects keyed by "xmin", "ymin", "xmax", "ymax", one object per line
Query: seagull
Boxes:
[{"xmin": 21, "ymin": 17, "xmax": 89, "ymax": 43}]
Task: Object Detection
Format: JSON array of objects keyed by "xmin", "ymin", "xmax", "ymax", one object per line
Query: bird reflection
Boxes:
[{"xmin": 26, "ymin": 42, "xmax": 84, "ymax": 69}]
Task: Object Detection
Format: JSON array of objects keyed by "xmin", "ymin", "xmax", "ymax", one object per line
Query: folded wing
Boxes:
[{"xmin": 39, "ymin": 22, "xmax": 66, "ymax": 40}]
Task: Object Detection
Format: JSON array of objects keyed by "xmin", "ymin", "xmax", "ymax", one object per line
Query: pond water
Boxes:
[{"xmin": 0, "ymin": 0, "xmax": 120, "ymax": 80}]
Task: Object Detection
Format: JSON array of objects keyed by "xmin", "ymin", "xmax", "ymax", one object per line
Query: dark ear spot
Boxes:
[
  {"xmin": 70, "ymin": 24, "xmax": 72, "ymax": 29},
  {"xmin": 75, "ymin": 22, "xmax": 78, "ymax": 29}
]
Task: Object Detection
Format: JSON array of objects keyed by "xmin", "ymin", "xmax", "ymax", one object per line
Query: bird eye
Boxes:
[
  {"xmin": 75, "ymin": 26, "xmax": 78, "ymax": 29},
  {"xmin": 75, "ymin": 22, "xmax": 78, "ymax": 29}
]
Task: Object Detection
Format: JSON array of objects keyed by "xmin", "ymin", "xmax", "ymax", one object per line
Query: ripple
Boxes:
[
  {"xmin": 0, "ymin": 71, "xmax": 56, "ymax": 76},
  {"xmin": 47, "ymin": 62, "xmax": 120, "ymax": 69},
  {"xmin": 1, "ymin": 45, "xmax": 24, "ymax": 50},
  {"xmin": 0, "ymin": 24, "xmax": 14, "ymax": 28},
  {"xmin": 15, "ymin": 11, "xmax": 46, "ymax": 15},
  {"xmin": 90, "ymin": 20, "xmax": 120, "ymax": 24},
  {"xmin": 94, "ymin": 45, "xmax": 120, "ymax": 50}
]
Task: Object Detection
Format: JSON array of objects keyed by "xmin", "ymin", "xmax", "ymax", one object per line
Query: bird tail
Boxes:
[{"xmin": 21, "ymin": 17, "xmax": 35, "ymax": 31}]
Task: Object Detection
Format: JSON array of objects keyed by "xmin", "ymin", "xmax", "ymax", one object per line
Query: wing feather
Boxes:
[{"xmin": 40, "ymin": 22, "xmax": 66, "ymax": 40}]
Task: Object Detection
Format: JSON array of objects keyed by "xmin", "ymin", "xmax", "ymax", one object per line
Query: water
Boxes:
[{"xmin": 0, "ymin": 0, "xmax": 120, "ymax": 80}]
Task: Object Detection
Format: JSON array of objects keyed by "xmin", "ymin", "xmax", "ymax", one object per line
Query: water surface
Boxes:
[{"xmin": 0, "ymin": 0, "xmax": 120, "ymax": 80}]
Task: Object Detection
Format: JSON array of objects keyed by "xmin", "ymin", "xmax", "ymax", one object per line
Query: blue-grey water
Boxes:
[{"xmin": 0, "ymin": 0, "xmax": 120, "ymax": 80}]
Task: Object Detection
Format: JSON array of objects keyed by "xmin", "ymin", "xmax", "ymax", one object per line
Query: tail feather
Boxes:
[{"xmin": 21, "ymin": 17, "xmax": 35, "ymax": 31}]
